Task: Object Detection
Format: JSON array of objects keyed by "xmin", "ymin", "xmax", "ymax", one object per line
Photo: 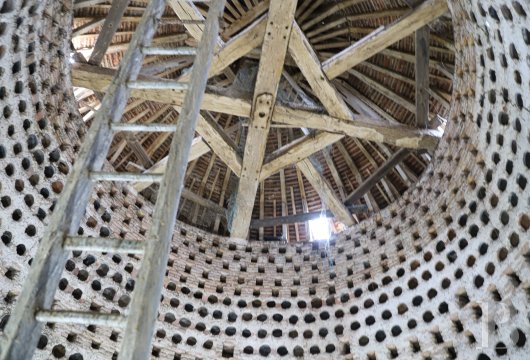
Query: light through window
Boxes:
[{"xmin": 308, "ymin": 217, "xmax": 331, "ymax": 241}]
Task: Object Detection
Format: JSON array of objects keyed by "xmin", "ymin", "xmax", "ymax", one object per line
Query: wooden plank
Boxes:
[
  {"xmin": 322, "ymin": 0, "xmax": 448, "ymax": 80},
  {"xmin": 296, "ymin": 159, "xmax": 355, "ymax": 226},
  {"xmin": 72, "ymin": 63, "xmax": 252, "ymax": 117},
  {"xmin": 415, "ymin": 26, "xmax": 430, "ymax": 127},
  {"xmin": 322, "ymin": 150, "xmax": 346, "ymax": 200},
  {"xmin": 336, "ymin": 141, "xmax": 378, "ymax": 212},
  {"xmin": 73, "ymin": 18, "xmax": 105, "ymax": 37},
  {"xmin": 118, "ymin": 1, "xmax": 226, "ymax": 357},
  {"xmin": 295, "ymin": 165, "xmax": 309, "ymax": 240},
  {"xmin": 133, "ymin": 122, "xmax": 241, "ymax": 192},
  {"xmin": 229, "ymin": 0, "xmax": 297, "ymax": 240},
  {"xmin": 288, "ymin": 21, "xmax": 353, "ymax": 119},
  {"xmin": 345, "ymin": 148, "xmax": 411, "ymax": 204},
  {"xmin": 0, "ymin": 0, "xmax": 171, "ymax": 358},
  {"xmin": 89, "ymin": 0, "xmax": 131, "ymax": 65},
  {"xmin": 348, "ymin": 68, "xmax": 416, "ymax": 113},
  {"xmin": 182, "ymin": 188, "xmax": 226, "ymax": 216},
  {"xmin": 278, "ymin": 129, "xmax": 288, "ymax": 240},
  {"xmin": 222, "ymin": 0, "xmax": 269, "ymax": 39},
  {"xmin": 261, "ymin": 131, "xmax": 342, "ymax": 181},
  {"xmin": 179, "ymin": 15, "xmax": 267, "ymax": 82},
  {"xmin": 259, "ymin": 181, "xmax": 265, "ymax": 240},
  {"xmin": 261, "ymin": 114, "xmax": 441, "ymax": 181},
  {"xmin": 195, "ymin": 113, "xmax": 243, "ymax": 176},
  {"xmin": 250, "ymin": 204, "xmax": 368, "ymax": 228},
  {"xmin": 191, "ymin": 153, "xmax": 217, "ymax": 223},
  {"xmin": 169, "ymin": 0, "xmax": 235, "ymax": 81}
]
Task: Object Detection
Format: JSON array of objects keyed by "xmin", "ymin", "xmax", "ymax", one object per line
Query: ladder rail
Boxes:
[
  {"xmin": 0, "ymin": 1, "xmax": 169, "ymax": 358},
  {"xmin": 117, "ymin": 0, "xmax": 226, "ymax": 358}
]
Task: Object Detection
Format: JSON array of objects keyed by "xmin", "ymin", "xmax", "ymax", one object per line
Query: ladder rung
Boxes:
[
  {"xmin": 143, "ymin": 47, "xmax": 197, "ymax": 56},
  {"xmin": 64, "ymin": 236, "xmax": 145, "ymax": 254},
  {"xmin": 111, "ymin": 123, "xmax": 177, "ymax": 132},
  {"xmin": 128, "ymin": 80, "xmax": 189, "ymax": 90},
  {"xmin": 36, "ymin": 310, "xmax": 127, "ymax": 327},
  {"xmin": 90, "ymin": 172, "xmax": 164, "ymax": 183}
]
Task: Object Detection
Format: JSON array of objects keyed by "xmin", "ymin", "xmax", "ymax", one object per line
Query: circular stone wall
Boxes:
[{"xmin": 0, "ymin": 0, "xmax": 529, "ymax": 359}]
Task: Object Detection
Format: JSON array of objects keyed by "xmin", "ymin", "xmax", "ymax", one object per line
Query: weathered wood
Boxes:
[
  {"xmin": 250, "ymin": 204, "xmax": 368, "ymax": 228},
  {"xmin": 74, "ymin": 64, "xmax": 429, "ymax": 150},
  {"xmin": 133, "ymin": 123, "xmax": 241, "ymax": 192},
  {"xmin": 288, "ymin": 21, "xmax": 353, "ymax": 119},
  {"xmin": 0, "ymin": 0, "xmax": 170, "ymax": 358},
  {"xmin": 261, "ymin": 131, "xmax": 342, "ymax": 181},
  {"xmin": 278, "ymin": 129, "xmax": 288, "ymax": 240},
  {"xmin": 345, "ymin": 148, "xmax": 411, "ymax": 204},
  {"xmin": 89, "ymin": 0, "xmax": 131, "ymax": 65},
  {"xmin": 79, "ymin": 34, "xmax": 189, "ymax": 58},
  {"xmin": 196, "ymin": 113, "xmax": 243, "ymax": 176},
  {"xmin": 415, "ymin": 26, "xmax": 430, "ymax": 127},
  {"xmin": 325, "ymin": 147, "xmax": 347, "ymax": 192},
  {"xmin": 169, "ymin": 0, "xmax": 235, "ymax": 81},
  {"xmin": 179, "ymin": 15, "xmax": 267, "ymax": 82},
  {"xmin": 72, "ymin": 63, "xmax": 252, "ymax": 117},
  {"xmin": 182, "ymin": 188, "xmax": 227, "ymax": 216},
  {"xmin": 289, "ymin": 187, "xmax": 299, "ymax": 242},
  {"xmin": 229, "ymin": 0, "xmax": 297, "ymax": 240},
  {"xmin": 118, "ymin": 1, "xmax": 225, "ymax": 358},
  {"xmin": 336, "ymin": 141, "xmax": 378, "ymax": 212},
  {"xmin": 222, "ymin": 0, "xmax": 269, "ymax": 40},
  {"xmin": 348, "ymin": 68, "xmax": 416, "ymax": 113},
  {"xmin": 296, "ymin": 159, "xmax": 355, "ymax": 226},
  {"xmin": 322, "ymin": 0, "xmax": 448, "ymax": 80},
  {"xmin": 73, "ymin": 18, "xmax": 105, "ymax": 37},
  {"xmin": 191, "ymin": 153, "xmax": 217, "ymax": 224},
  {"xmin": 259, "ymin": 181, "xmax": 265, "ymax": 240}
]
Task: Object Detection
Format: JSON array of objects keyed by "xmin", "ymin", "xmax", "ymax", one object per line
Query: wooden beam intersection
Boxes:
[
  {"xmin": 322, "ymin": 0, "xmax": 449, "ymax": 80},
  {"xmin": 344, "ymin": 148, "xmax": 414, "ymax": 204},
  {"xmin": 228, "ymin": 0, "xmax": 298, "ymax": 240}
]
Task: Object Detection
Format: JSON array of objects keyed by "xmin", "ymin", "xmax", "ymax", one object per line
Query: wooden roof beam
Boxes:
[
  {"xmin": 322, "ymin": 0, "xmax": 449, "ymax": 80},
  {"xmin": 169, "ymin": 0, "xmax": 235, "ymax": 81},
  {"xmin": 195, "ymin": 112, "xmax": 243, "ymax": 176},
  {"xmin": 415, "ymin": 26, "xmax": 430, "ymax": 127},
  {"xmin": 288, "ymin": 21, "xmax": 354, "ymax": 119},
  {"xmin": 229, "ymin": 0, "xmax": 297, "ymax": 240},
  {"xmin": 179, "ymin": 14, "xmax": 267, "ymax": 82},
  {"xmin": 296, "ymin": 159, "xmax": 355, "ymax": 226},
  {"xmin": 250, "ymin": 204, "xmax": 368, "ymax": 229},
  {"xmin": 345, "ymin": 148, "xmax": 413, "ymax": 204},
  {"xmin": 222, "ymin": 0, "xmax": 269, "ymax": 40},
  {"xmin": 88, "ymin": 0, "xmax": 131, "ymax": 65}
]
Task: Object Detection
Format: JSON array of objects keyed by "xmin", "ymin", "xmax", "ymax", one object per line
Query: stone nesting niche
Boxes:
[{"xmin": 0, "ymin": 0, "xmax": 529, "ymax": 359}]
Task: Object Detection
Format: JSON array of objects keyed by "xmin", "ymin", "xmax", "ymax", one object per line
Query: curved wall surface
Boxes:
[{"xmin": 0, "ymin": 0, "xmax": 529, "ymax": 359}]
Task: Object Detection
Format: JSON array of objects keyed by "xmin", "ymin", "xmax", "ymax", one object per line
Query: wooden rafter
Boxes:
[
  {"xmin": 296, "ymin": 159, "xmax": 354, "ymax": 226},
  {"xmin": 345, "ymin": 148, "xmax": 412, "ymax": 204},
  {"xmin": 195, "ymin": 112, "xmax": 242, "ymax": 176},
  {"xmin": 415, "ymin": 26, "xmax": 430, "ymax": 127},
  {"xmin": 88, "ymin": 0, "xmax": 131, "ymax": 65},
  {"xmin": 179, "ymin": 14, "xmax": 267, "ymax": 82},
  {"xmin": 322, "ymin": 0, "xmax": 449, "ymax": 80},
  {"xmin": 229, "ymin": 0, "xmax": 297, "ymax": 239},
  {"xmin": 250, "ymin": 204, "xmax": 367, "ymax": 229},
  {"xmin": 72, "ymin": 64, "xmax": 440, "ymax": 152},
  {"xmin": 169, "ymin": 0, "xmax": 235, "ymax": 81}
]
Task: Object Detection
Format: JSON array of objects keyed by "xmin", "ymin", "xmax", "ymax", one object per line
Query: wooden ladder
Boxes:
[{"xmin": 0, "ymin": 0, "xmax": 225, "ymax": 359}]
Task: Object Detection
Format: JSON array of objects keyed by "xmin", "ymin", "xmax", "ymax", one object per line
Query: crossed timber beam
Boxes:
[
  {"xmin": 322, "ymin": 0, "xmax": 449, "ymax": 80},
  {"xmin": 228, "ymin": 0, "xmax": 297, "ymax": 239},
  {"xmin": 72, "ymin": 64, "xmax": 441, "ymax": 153}
]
